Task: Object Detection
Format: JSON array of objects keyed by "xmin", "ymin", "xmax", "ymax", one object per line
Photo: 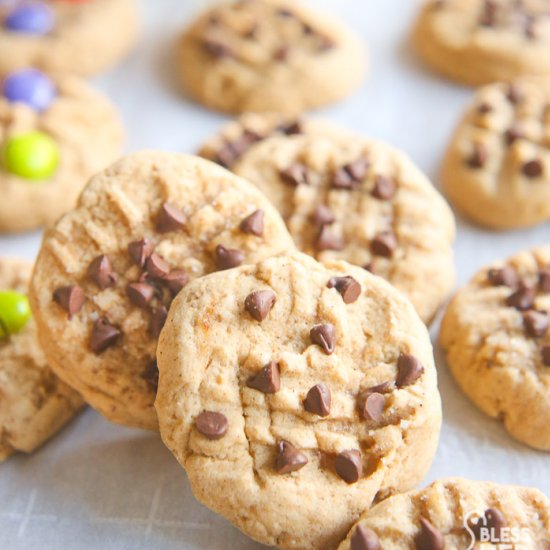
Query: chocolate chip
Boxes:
[
  {"xmin": 148, "ymin": 305, "xmax": 168, "ymax": 338},
  {"xmin": 542, "ymin": 344, "xmax": 550, "ymax": 366},
  {"xmin": 88, "ymin": 255, "xmax": 117, "ymax": 289},
  {"xmin": 371, "ymin": 175, "xmax": 396, "ymax": 200},
  {"xmin": 128, "ymin": 238, "xmax": 154, "ymax": 268},
  {"xmin": 145, "ymin": 253, "xmax": 170, "ymax": 279},
  {"xmin": 126, "ymin": 282, "xmax": 155, "ymax": 308},
  {"xmin": 90, "ymin": 317, "xmax": 121, "ymax": 354},
  {"xmin": 539, "ymin": 268, "xmax": 550, "ymax": 292},
  {"xmin": 415, "ymin": 518, "xmax": 444, "ymax": 550},
  {"xmin": 215, "ymin": 245, "xmax": 244, "ymax": 270},
  {"xmin": 350, "ymin": 525, "xmax": 380, "ymax": 550},
  {"xmin": 335, "ymin": 450, "xmax": 362, "ymax": 483},
  {"xmin": 276, "ymin": 441, "xmax": 308, "ymax": 474},
  {"xmin": 505, "ymin": 126, "xmax": 524, "ymax": 145},
  {"xmin": 362, "ymin": 392, "xmax": 385, "ymax": 422},
  {"xmin": 303, "ymin": 383, "xmax": 331, "ymax": 416},
  {"xmin": 273, "ymin": 45, "xmax": 289, "ymax": 62},
  {"xmin": 280, "ymin": 120, "xmax": 303, "ymax": 135},
  {"xmin": 317, "ymin": 34, "xmax": 335, "ymax": 52},
  {"xmin": 202, "ymin": 37, "xmax": 232, "ymax": 58},
  {"xmin": 247, "ymin": 361, "xmax": 280, "ymax": 393},
  {"xmin": 506, "ymin": 84, "xmax": 523, "ymax": 105},
  {"xmin": 313, "ymin": 204, "xmax": 335, "ymax": 226},
  {"xmin": 396, "ymin": 353, "xmax": 424, "ymax": 387},
  {"xmin": 316, "ymin": 225, "xmax": 344, "ymax": 251},
  {"xmin": 52, "ymin": 285, "xmax": 85, "ymax": 319},
  {"xmin": 467, "ymin": 142, "xmax": 488, "ymax": 168},
  {"xmin": 522, "ymin": 159, "xmax": 544, "ymax": 178},
  {"xmin": 480, "ymin": 0, "xmax": 498, "ymax": 26},
  {"xmin": 215, "ymin": 143, "xmax": 239, "ymax": 167},
  {"xmin": 478, "ymin": 101, "xmax": 493, "ymax": 114},
  {"xmin": 162, "ymin": 270, "xmax": 189, "ymax": 296},
  {"xmin": 332, "ymin": 167, "xmax": 355, "ymax": 189},
  {"xmin": 142, "ymin": 359, "xmax": 159, "ymax": 391},
  {"xmin": 327, "ymin": 276, "xmax": 361, "ymax": 303},
  {"xmin": 506, "ymin": 286, "xmax": 536, "ymax": 310},
  {"xmin": 523, "ymin": 310, "xmax": 549, "ymax": 337},
  {"xmin": 276, "ymin": 8, "xmax": 294, "ymax": 17},
  {"xmin": 244, "ymin": 289, "xmax": 276, "ymax": 321},
  {"xmin": 155, "ymin": 202, "xmax": 186, "ymax": 233},
  {"xmin": 240, "ymin": 209, "xmax": 264, "ymax": 236},
  {"xmin": 195, "ymin": 411, "xmax": 228, "ymax": 440},
  {"xmin": 471, "ymin": 508, "xmax": 506, "ymax": 541},
  {"xmin": 345, "ymin": 158, "xmax": 370, "ymax": 181},
  {"xmin": 310, "ymin": 323, "xmax": 336, "ymax": 354},
  {"xmin": 371, "ymin": 231, "xmax": 397, "ymax": 258},
  {"xmin": 487, "ymin": 266, "xmax": 519, "ymax": 287},
  {"xmin": 280, "ymin": 163, "xmax": 310, "ymax": 186}
]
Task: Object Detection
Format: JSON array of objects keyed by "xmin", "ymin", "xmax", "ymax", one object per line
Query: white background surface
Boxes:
[{"xmin": 1, "ymin": 1, "xmax": 549, "ymax": 548}]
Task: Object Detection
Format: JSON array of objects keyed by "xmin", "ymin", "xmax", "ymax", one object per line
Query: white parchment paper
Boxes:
[{"xmin": 1, "ymin": 1, "xmax": 549, "ymax": 548}]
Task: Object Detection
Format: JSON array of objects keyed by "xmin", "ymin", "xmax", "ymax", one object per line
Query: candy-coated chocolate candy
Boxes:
[
  {"xmin": 0, "ymin": 290, "xmax": 31, "ymax": 339},
  {"xmin": 2, "ymin": 131, "xmax": 60, "ymax": 180},
  {"xmin": 2, "ymin": 69, "xmax": 56, "ymax": 111},
  {"xmin": 5, "ymin": 2, "xmax": 54, "ymax": 35}
]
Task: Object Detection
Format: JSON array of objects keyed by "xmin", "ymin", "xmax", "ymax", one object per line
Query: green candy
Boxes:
[
  {"xmin": 2, "ymin": 130, "xmax": 59, "ymax": 180},
  {"xmin": 0, "ymin": 290, "xmax": 31, "ymax": 339}
]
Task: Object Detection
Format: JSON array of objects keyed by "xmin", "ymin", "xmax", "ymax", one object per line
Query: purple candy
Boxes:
[
  {"xmin": 5, "ymin": 2, "xmax": 54, "ymax": 35},
  {"xmin": 2, "ymin": 69, "xmax": 56, "ymax": 111}
]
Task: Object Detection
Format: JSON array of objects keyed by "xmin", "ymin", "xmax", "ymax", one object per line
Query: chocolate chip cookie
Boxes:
[
  {"xmin": 338, "ymin": 477, "xmax": 550, "ymax": 549},
  {"xmin": 412, "ymin": 0, "xmax": 550, "ymax": 87},
  {"xmin": 0, "ymin": 0, "xmax": 139, "ymax": 76},
  {"xmin": 29, "ymin": 151, "xmax": 295, "ymax": 430},
  {"xmin": 0, "ymin": 70, "xmax": 123, "ymax": 233},
  {"xmin": 155, "ymin": 252, "xmax": 442, "ymax": 549},
  {"xmin": 233, "ymin": 133, "xmax": 456, "ymax": 324},
  {"xmin": 441, "ymin": 80, "xmax": 550, "ymax": 229},
  {"xmin": 440, "ymin": 247, "xmax": 550, "ymax": 450},
  {"xmin": 177, "ymin": 0, "xmax": 367, "ymax": 114},
  {"xmin": 1, "ymin": 257, "xmax": 83, "ymax": 462}
]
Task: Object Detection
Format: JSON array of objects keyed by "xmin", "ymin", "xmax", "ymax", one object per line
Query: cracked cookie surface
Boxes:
[
  {"xmin": 177, "ymin": 0, "xmax": 366, "ymax": 114},
  {"xmin": 155, "ymin": 252, "xmax": 441, "ymax": 549},
  {"xmin": 0, "ymin": 258, "xmax": 83, "ymax": 462},
  {"xmin": 338, "ymin": 477, "xmax": 550, "ymax": 549},
  {"xmin": 440, "ymin": 246, "xmax": 550, "ymax": 450},
  {"xmin": 441, "ymin": 80, "xmax": 550, "ymax": 229},
  {"xmin": 29, "ymin": 151, "xmax": 295, "ymax": 430},
  {"xmin": 233, "ymin": 133, "xmax": 456, "ymax": 324},
  {"xmin": 412, "ymin": 0, "xmax": 550, "ymax": 87}
]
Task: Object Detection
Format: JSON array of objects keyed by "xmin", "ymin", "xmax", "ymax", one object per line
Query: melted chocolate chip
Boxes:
[
  {"xmin": 335, "ymin": 450, "xmax": 362, "ymax": 483},
  {"xmin": 487, "ymin": 266, "xmax": 518, "ymax": 287},
  {"xmin": 88, "ymin": 255, "xmax": 117, "ymax": 289},
  {"xmin": 148, "ymin": 305, "xmax": 168, "ymax": 338},
  {"xmin": 539, "ymin": 268, "xmax": 550, "ymax": 292},
  {"xmin": 478, "ymin": 101, "xmax": 493, "ymax": 114},
  {"xmin": 90, "ymin": 318, "xmax": 121, "ymax": 354},
  {"xmin": 156, "ymin": 202, "xmax": 186, "ymax": 233},
  {"xmin": 471, "ymin": 508, "xmax": 506, "ymax": 541},
  {"xmin": 303, "ymin": 383, "xmax": 331, "ymax": 416},
  {"xmin": 332, "ymin": 167, "xmax": 355, "ymax": 190},
  {"xmin": 522, "ymin": 159, "xmax": 544, "ymax": 178},
  {"xmin": 505, "ymin": 126, "xmax": 524, "ymax": 146},
  {"xmin": 467, "ymin": 142, "xmax": 488, "ymax": 169},
  {"xmin": 327, "ymin": 276, "xmax": 361, "ymax": 304},
  {"xmin": 128, "ymin": 238, "xmax": 154, "ymax": 268},
  {"xmin": 244, "ymin": 289, "xmax": 276, "ymax": 321},
  {"xmin": 506, "ymin": 84, "xmax": 523, "ymax": 105},
  {"xmin": 145, "ymin": 253, "xmax": 170, "ymax": 279},
  {"xmin": 52, "ymin": 285, "xmax": 85, "ymax": 319},
  {"xmin": 371, "ymin": 175, "xmax": 396, "ymax": 200},
  {"xmin": 523, "ymin": 310, "xmax": 549, "ymax": 337},
  {"xmin": 396, "ymin": 353, "xmax": 424, "ymax": 387},
  {"xmin": 215, "ymin": 245, "xmax": 244, "ymax": 270},
  {"xmin": 345, "ymin": 158, "xmax": 370, "ymax": 181},
  {"xmin": 162, "ymin": 270, "xmax": 189, "ymax": 296},
  {"xmin": 195, "ymin": 411, "xmax": 228, "ymax": 440},
  {"xmin": 273, "ymin": 45, "xmax": 290, "ymax": 62},
  {"xmin": 316, "ymin": 225, "xmax": 344, "ymax": 251},
  {"xmin": 126, "ymin": 282, "xmax": 155, "ymax": 308},
  {"xmin": 506, "ymin": 286, "xmax": 536, "ymax": 310},
  {"xmin": 310, "ymin": 323, "xmax": 336, "ymax": 354},
  {"xmin": 142, "ymin": 359, "xmax": 159, "ymax": 391},
  {"xmin": 541, "ymin": 344, "xmax": 550, "ymax": 366},
  {"xmin": 371, "ymin": 231, "xmax": 397, "ymax": 258},
  {"xmin": 280, "ymin": 120, "xmax": 303, "ymax": 135},
  {"xmin": 415, "ymin": 518, "xmax": 445, "ymax": 550},
  {"xmin": 362, "ymin": 392, "xmax": 385, "ymax": 422},
  {"xmin": 240, "ymin": 209, "xmax": 264, "ymax": 236},
  {"xmin": 350, "ymin": 525, "xmax": 380, "ymax": 550},
  {"xmin": 202, "ymin": 37, "xmax": 232, "ymax": 58},
  {"xmin": 276, "ymin": 440, "xmax": 308, "ymax": 474},
  {"xmin": 247, "ymin": 361, "xmax": 280, "ymax": 394},
  {"xmin": 313, "ymin": 204, "xmax": 335, "ymax": 226},
  {"xmin": 280, "ymin": 163, "xmax": 310, "ymax": 186}
]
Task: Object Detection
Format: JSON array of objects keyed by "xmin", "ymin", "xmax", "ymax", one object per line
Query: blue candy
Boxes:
[
  {"xmin": 5, "ymin": 2, "xmax": 54, "ymax": 35},
  {"xmin": 2, "ymin": 69, "xmax": 56, "ymax": 111}
]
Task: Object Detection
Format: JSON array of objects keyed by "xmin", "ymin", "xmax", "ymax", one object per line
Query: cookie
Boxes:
[
  {"xmin": 412, "ymin": 0, "xmax": 550, "ymax": 87},
  {"xmin": 29, "ymin": 151, "xmax": 295, "ymax": 430},
  {"xmin": 441, "ymin": 80, "xmax": 550, "ymax": 229},
  {"xmin": 233, "ymin": 133, "xmax": 456, "ymax": 324},
  {"xmin": 0, "ymin": 0, "xmax": 139, "ymax": 77},
  {"xmin": 338, "ymin": 477, "xmax": 550, "ymax": 549},
  {"xmin": 0, "ymin": 257, "xmax": 83, "ymax": 462},
  {"xmin": 155, "ymin": 252, "xmax": 442, "ymax": 549},
  {"xmin": 177, "ymin": 0, "xmax": 367, "ymax": 114},
  {"xmin": 0, "ymin": 69, "xmax": 123, "ymax": 233},
  {"xmin": 440, "ymin": 247, "xmax": 550, "ymax": 450}
]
